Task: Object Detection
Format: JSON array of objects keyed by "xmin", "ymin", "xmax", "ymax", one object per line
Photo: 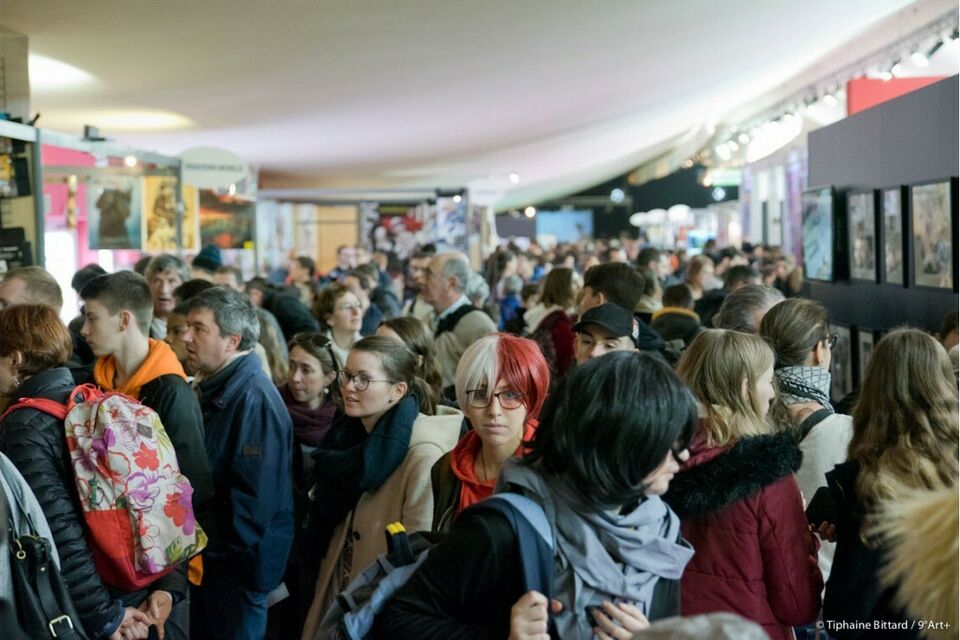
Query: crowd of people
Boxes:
[{"xmin": 0, "ymin": 235, "xmax": 956, "ymax": 640}]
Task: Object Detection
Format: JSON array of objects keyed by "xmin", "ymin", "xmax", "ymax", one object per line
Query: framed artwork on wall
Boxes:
[
  {"xmin": 909, "ymin": 179, "xmax": 958, "ymax": 291},
  {"xmin": 856, "ymin": 328, "xmax": 875, "ymax": 388},
  {"xmin": 829, "ymin": 324, "xmax": 853, "ymax": 403},
  {"xmin": 802, "ymin": 187, "xmax": 836, "ymax": 282},
  {"xmin": 847, "ymin": 190, "xmax": 878, "ymax": 282},
  {"xmin": 880, "ymin": 186, "xmax": 906, "ymax": 285}
]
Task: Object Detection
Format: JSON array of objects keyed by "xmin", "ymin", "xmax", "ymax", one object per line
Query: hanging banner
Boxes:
[{"xmin": 180, "ymin": 147, "xmax": 248, "ymax": 190}]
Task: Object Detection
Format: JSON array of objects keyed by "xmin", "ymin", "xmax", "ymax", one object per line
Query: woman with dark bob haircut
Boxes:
[
  {"xmin": 0, "ymin": 305, "xmax": 158, "ymax": 639},
  {"xmin": 378, "ymin": 351, "xmax": 698, "ymax": 639}
]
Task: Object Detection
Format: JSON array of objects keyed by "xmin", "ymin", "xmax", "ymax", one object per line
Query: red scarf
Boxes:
[{"xmin": 450, "ymin": 419, "xmax": 538, "ymax": 514}]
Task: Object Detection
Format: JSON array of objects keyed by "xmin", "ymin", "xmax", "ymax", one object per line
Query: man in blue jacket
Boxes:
[{"xmin": 183, "ymin": 286, "xmax": 294, "ymax": 640}]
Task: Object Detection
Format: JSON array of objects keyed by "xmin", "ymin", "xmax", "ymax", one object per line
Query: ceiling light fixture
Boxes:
[
  {"xmin": 738, "ymin": 132, "xmax": 750, "ymax": 145},
  {"xmin": 890, "ymin": 57, "xmax": 904, "ymax": 77},
  {"xmin": 609, "ymin": 188, "xmax": 625, "ymax": 204},
  {"xmin": 123, "ymin": 155, "xmax": 138, "ymax": 168},
  {"xmin": 910, "ymin": 47, "xmax": 930, "ymax": 67},
  {"xmin": 523, "ymin": 206, "xmax": 536, "ymax": 218},
  {"xmin": 452, "ymin": 194, "xmax": 462, "ymax": 203},
  {"xmin": 927, "ymin": 38, "xmax": 944, "ymax": 57},
  {"xmin": 509, "ymin": 173, "xmax": 520, "ymax": 184},
  {"xmin": 823, "ymin": 92, "xmax": 839, "ymax": 107}
]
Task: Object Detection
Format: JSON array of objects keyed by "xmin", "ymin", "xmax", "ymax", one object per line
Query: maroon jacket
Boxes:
[
  {"xmin": 664, "ymin": 427, "xmax": 822, "ymax": 640},
  {"xmin": 528, "ymin": 309, "xmax": 574, "ymax": 379}
]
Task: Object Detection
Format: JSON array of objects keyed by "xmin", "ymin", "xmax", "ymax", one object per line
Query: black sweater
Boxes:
[{"xmin": 376, "ymin": 507, "xmax": 680, "ymax": 638}]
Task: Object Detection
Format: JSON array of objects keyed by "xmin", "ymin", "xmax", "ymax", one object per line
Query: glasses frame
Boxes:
[
  {"xmin": 824, "ymin": 333, "xmax": 839, "ymax": 350},
  {"xmin": 465, "ymin": 388, "xmax": 525, "ymax": 410},
  {"xmin": 337, "ymin": 369, "xmax": 395, "ymax": 392}
]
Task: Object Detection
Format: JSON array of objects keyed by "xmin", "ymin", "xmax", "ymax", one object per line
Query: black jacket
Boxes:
[
  {"xmin": 264, "ymin": 290, "xmax": 320, "ymax": 341},
  {"xmin": 0, "ymin": 368, "xmax": 187, "ymax": 639},
  {"xmin": 377, "ymin": 508, "xmax": 679, "ymax": 638},
  {"xmin": 822, "ymin": 460, "xmax": 919, "ymax": 639},
  {"xmin": 139, "ymin": 374, "xmax": 218, "ymax": 544}
]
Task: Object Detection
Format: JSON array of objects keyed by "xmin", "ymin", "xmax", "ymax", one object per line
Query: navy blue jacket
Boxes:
[{"xmin": 196, "ymin": 352, "xmax": 294, "ymax": 592}]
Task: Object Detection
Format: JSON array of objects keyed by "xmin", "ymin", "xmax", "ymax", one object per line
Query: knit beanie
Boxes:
[{"xmin": 192, "ymin": 244, "xmax": 223, "ymax": 273}]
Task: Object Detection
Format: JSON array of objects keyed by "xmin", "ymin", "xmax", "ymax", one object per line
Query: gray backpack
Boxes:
[{"xmin": 316, "ymin": 492, "xmax": 555, "ymax": 640}]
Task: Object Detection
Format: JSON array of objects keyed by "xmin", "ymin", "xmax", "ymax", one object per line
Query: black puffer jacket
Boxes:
[{"xmin": 0, "ymin": 368, "xmax": 124, "ymax": 639}]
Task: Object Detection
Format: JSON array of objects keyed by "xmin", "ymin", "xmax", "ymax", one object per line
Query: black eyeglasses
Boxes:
[
  {"xmin": 823, "ymin": 333, "xmax": 839, "ymax": 350},
  {"xmin": 337, "ymin": 370, "xmax": 395, "ymax": 392},
  {"xmin": 465, "ymin": 389, "xmax": 525, "ymax": 410}
]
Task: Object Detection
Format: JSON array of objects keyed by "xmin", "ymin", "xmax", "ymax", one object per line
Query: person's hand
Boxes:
[
  {"xmin": 592, "ymin": 601, "xmax": 650, "ymax": 640},
  {"xmin": 138, "ymin": 590, "xmax": 173, "ymax": 639},
  {"xmin": 811, "ymin": 521, "xmax": 837, "ymax": 542},
  {"xmin": 108, "ymin": 607, "xmax": 152, "ymax": 640},
  {"xmin": 509, "ymin": 590, "xmax": 563, "ymax": 640}
]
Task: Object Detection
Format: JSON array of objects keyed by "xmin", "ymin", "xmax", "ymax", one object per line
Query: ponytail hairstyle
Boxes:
[
  {"xmin": 676, "ymin": 329, "xmax": 775, "ymax": 447},
  {"xmin": 849, "ymin": 328, "xmax": 959, "ymax": 513},
  {"xmin": 351, "ymin": 335, "xmax": 436, "ymax": 415},
  {"xmin": 759, "ymin": 298, "xmax": 831, "ymax": 434},
  {"xmin": 378, "ymin": 316, "xmax": 442, "ymax": 411}
]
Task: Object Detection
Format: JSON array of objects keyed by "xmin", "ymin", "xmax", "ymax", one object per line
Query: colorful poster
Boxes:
[
  {"xmin": 142, "ymin": 176, "xmax": 199, "ymax": 252},
  {"xmin": 89, "ymin": 175, "xmax": 141, "ymax": 250},
  {"xmin": 911, "ymin": 182, "xmax": 953, "ymax": 289},
  {"xmin": 198, "ymin": 189, "xmax": 255, "ymax": 249},
  {"xmin": 848, "ymin": 191, "xmax": 876, "ymax": 281},
  {"xmin": 430, "ymin": 197, "xmax": 468, "ymax": 253}
]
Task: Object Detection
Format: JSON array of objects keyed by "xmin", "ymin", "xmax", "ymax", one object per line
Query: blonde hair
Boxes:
[
  {"xmin": 875, "ymin": 483, "xmax": 959, "ymax": 639},
  {"xmin": 677, "ymin": 329, "xmax": 775, "ymax": 447},
  {"xmin": 849, "ymin": 328, "xmax": 959, "ymax": 510}
]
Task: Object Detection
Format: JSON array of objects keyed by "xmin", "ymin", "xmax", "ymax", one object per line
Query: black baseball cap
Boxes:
[{"xmin": 573, "ymin": 303, "xmax": 639, "ymax": 346}]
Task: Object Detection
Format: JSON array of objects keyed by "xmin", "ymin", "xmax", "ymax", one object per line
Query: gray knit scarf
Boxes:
[
  {"xmin": 774, "ymin": 365, "xmax": 834, "ymax": 413},
  {"xmin": 498, "ymin": 460, "xmax": 693, "ymax": 638}
]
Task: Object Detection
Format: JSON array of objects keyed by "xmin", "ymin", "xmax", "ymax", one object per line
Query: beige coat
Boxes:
[{"xmin": 301, "ymin": 407, "xmax": 463, "ymax": 640}]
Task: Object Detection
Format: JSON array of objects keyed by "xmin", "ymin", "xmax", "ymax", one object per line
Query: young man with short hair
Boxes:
[
  {"xmin": 572, "ymin": 302, "xmax": 640, "ymax": 365},
  {"xmin": 79, "ymin": 271, "xmax": 215, "ymax": 640}
]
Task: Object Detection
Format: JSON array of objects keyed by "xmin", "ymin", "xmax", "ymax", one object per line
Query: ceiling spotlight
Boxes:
[
  {"xmin": 823, "ymin": 93, "xmax": 839, "ymax": 107},
  {"xmin": 890, "ymin": 57, "xmax": 903, "ymax": 77},
  {"xmin": 228, "ymin": 183, "xmax": 237, "ymax": 196},
  {"xmin": 950, "ymin": 27, "xmax": 959, "ymax": 41},
  {"xmin": 452, "ymin": 194, "xmax": 462, "ymax": 203},
  {"xmin": 609, "ymin": 188, "xmax": 625, "ymax": 204},
  {"xmin": 715, "ymin": 143, "xmax": 732, "ymax": 161},
  {"xmin": 711, "ymin": 187, "xmax": 727, "ymax": 202},
  {"xmin": 681, "ymin": 159, "xmax": 694, "ymax": 169},
  {"xmin": 910, "ymin": 48, "xmax": 930, "ymax": 67},
  {"xmin": 123, "ymin": 155, "xmax": 138, "ymax": 168},
  {"xmin": 783, "ymin": 111, "xmax": 797, "ymax": 124},
  {"xmin": 523, "ymin": 206, "xmax": 536, "ymax": 218},
  {"xmin": 878, "ymin": 70, "xmax": 893, "ymax": 81},
  {"xmin": 738, "ymin": 132, "xmax": 750, "ymax": 145},
  {"xmin": 927, "ymin": 38, "xmax": 944, "ymax": 58},
  {"xmin": 727, "ymin": 140, "xmax": 739, "ymax": 152},
  {"xmin": 509, "ymin": 172, "xmax": 520, "ymax": 184}
]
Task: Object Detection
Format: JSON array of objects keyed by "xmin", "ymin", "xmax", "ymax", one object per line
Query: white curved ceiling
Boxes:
[{"xmin": 4, "ymin": 0, "xmax": 954, "ymax": 207}]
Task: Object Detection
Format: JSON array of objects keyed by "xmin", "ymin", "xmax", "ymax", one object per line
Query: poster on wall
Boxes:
[
  {"xmin": 801, "ymin": 187, "xmax": 835, "ymax": 281},
  {"xmin": 199, "ymin": 189, "xmax": 255, "ymax": 249},
  {"xmin": 829, "ymin": 324, "xmax": 853, "ymax": 402},
  {"xmin": 430, "ymin": 197, "xmax": 468, "ymax": 253},
  {"xmin": 363, "ymin": 202, "xmax": 426, "ymax": 268},
  {"xmin": 142, "ymin": 176, "xmax": 200, "ymax": 252},
  {"xmin": 88, "ymin": 175, "xmax": 141, "ymax": 250},
  {"xmin": 910, "ymin": 180, "xmax": 954, "ymax": 290},
  {"xmin": 882, "ymin": 187, "xmax": 905, "ymax": 285},
  {"xmin": 847, "ymin": 191, "xmax": 877, "ymax": 281}
]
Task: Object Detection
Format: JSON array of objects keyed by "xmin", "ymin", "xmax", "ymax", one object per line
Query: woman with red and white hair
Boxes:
[{"xmin": 430, "ymin": 332, "xmax": 550, "ymax": 533}]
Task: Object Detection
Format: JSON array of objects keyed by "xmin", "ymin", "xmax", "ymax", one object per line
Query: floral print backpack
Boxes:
[{"xmin": 3, "ymin": 384, "xmax": 207, "ymax": 591}]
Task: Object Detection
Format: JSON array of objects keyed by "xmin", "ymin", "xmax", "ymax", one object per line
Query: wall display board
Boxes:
[
  {"xmin": 430, "ymin": 197, "xmax": 469, "ymax": 254},
  {"xmin": 142, "ymin": 176, "xmax": 199, "ymax": 252},
  {"xmin": 847, "ymin": 190, "xmax": 878, "ymax": 282},
  {"xmin": 909, "ymin": 179, "xmax": 956, "ymax": 290},
  {"xmin": 881, "ymin": 187, "xmax": 906, "ymax": 285},
  {"xmin": 829, "ymin": 323, "xmax": 853, "ymax": 402},
  {"xmin": 88, "ymin": 175, "xmax": 141, "ymax": 250},
  {"xmin": 199, "ymin": 189, "xmax": 255, "ymax": 249},
  {"xmin": 801, "ymin": 187, "xmax": 836, "ymax": 281},
  {"xmin": 361, "ymin": 201, "xmax": 426, "ymax": 267},
  {"xmin": 535, "ymin": 210, "xmax": 593, "ymax": 248}
]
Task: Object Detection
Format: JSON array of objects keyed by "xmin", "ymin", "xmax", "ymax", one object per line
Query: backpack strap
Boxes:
[
  {"xmin": 0, "ymin": 398, "xmax": 68, "ymax": 422},
  {"xmin": 798, "ymin": 408, "xmax": 833, "ymax": 442},
  {"xmin": 472, "ymin": 493, "xmax": 558, "ymax": 638},
  {"xmin": 435, "ymin": 304, "xmax": 480, "ymax": 336}
]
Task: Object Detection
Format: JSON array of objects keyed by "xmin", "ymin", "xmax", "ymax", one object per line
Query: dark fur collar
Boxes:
[{"xmin": 665, "ymin": 432, "xmax": 802, "ymax": 518}]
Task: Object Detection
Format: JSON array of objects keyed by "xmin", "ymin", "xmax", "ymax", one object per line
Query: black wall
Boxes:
[{"xmin": 804, "ymin": 75, "xmax": 959, "ymax": 334}]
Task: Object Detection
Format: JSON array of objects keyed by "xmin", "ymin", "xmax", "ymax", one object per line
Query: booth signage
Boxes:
[{"xmin": 180, "ymin": 147, "xmax": 248, "ymax": 189}]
